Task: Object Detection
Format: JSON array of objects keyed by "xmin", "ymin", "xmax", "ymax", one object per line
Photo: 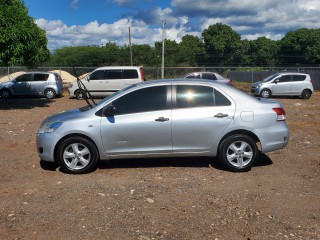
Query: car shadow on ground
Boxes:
[
  {"xmin": 39, "ymin": 154, "xmax": 273, "ymax": 173},
  {"xmin": 0, "ymin": 96, "xmax": 59, "ymax": 110}
]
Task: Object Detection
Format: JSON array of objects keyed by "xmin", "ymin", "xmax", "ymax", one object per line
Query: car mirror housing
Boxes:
[{"xmin": 103, "ymin": 105, "xmax": 117, "ymax": 116}]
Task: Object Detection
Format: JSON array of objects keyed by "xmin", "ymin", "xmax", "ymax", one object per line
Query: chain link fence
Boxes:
[{"xmin": 1, "ymin": 66, "xmax": 319, "ymax": 89}]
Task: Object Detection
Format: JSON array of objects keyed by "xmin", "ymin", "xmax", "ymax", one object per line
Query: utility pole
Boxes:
[
  {"xmin": 129, "ymin": 27, "xmax": 133, "ymax": 66},
  {"xmin": 161, "ymin": 20, "xmax": 166, "ymax": 79}
]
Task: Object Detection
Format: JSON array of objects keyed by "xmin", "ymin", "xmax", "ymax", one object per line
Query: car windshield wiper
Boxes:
[{"xmin": 73, "ymin": 67, "xmax": 96, "ymax": 108}]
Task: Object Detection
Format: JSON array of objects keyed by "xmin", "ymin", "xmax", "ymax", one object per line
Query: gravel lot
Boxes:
[{"xmin": 0, "ymin": 88, "xmax": 319, "ymax": 240}]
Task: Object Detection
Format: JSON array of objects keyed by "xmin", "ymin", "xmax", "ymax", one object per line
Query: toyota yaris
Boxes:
[{"xmin": 36, "ymin": 79, "xmax": 289, "ymax": 174}]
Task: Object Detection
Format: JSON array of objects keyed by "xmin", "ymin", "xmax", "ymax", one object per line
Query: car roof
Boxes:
[
  {"xmin": 95, "ymin": 66, "xmax": 143, "ymax": 70},
  {"xmin": 134, "ymin": 78, "xmax": 227, "ymax": 88}
]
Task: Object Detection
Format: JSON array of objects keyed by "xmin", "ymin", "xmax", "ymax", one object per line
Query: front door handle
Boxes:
[
  {"xmin": 155, "ymin": 117, "xmax": 169, "ymax": 122},
  {"xmin": 214, "ymin": 113, "xmax": 229, "ymax": 118}
]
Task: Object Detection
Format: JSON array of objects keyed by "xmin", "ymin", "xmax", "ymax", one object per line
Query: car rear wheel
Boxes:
[
  {"xmin": 219, "ymin": 134, "xmax": 258, "ymax": 172},
  {"xmin": 75, "ymin": 89, "xmax": 87, "ymax": 100},
  {"xmin": 57, "ymin": 137, "xmax": 98, "ymax": 174},
  {"xmin": 0, "ymin": 89, "xmax": 11, "ymax": 99},
  {"xmin": 300, "ymin": 89, "xmax": 312, "ymax": 99},
  {"xmin": 260, "ymin": 89, "xmax": 271, "ymax": 98},
  {"xmin": 45, "ymin": 89, "xmax": 56, "ymax": 99}
]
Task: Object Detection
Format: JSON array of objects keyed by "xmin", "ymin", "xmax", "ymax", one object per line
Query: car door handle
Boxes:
[
  {"xmin": 214, "ymin": 113, "xmax": 229, "ymax": 118},
  {"xmin": 155, "ymin": 117, "xmax": 169, "ymax": 122}
]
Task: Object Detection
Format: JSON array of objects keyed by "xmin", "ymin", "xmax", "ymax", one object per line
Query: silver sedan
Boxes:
[{"xmin": 36, "ymin": 79, "xmax": 289, "ymax": 174}]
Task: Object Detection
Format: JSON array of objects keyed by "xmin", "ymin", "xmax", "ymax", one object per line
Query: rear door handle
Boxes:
[
  {"xmin": 214, "ymin": 113, "xmax": 229, "ymax": 118},
  {"xmin": 155, "ymin": 117, "xmax": 169, "ymax": 122}
]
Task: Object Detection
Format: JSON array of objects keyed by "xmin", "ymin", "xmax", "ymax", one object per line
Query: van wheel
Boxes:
[
  {"xmin": 0, "ymin": 89, "xmax": 11, "ymax": 99},
  {"xmin": 219, "ymin": 134, "xmax": 257, "ymax": 172},
  {"xmin": 75, "ymin": 89, "xmax": 87, "ymax": 100},
  {"xmin": 45, "ymin": 89, "xmax": 56, "ymax": 99},
  {"xmin": 57, "ymin": 137, "xmax": 98, "ymax": 174},
  {"xmin": 260, "ymin": 89, "xmax": 271, "ymax": 98},
  {"xmin": 300, "ymin": 89, "xmax": 312, "ymax": 99}
]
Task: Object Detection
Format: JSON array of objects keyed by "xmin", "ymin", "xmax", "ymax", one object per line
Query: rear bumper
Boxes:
[{"xmin": 257, "ymin": 122, "xmax": 289, "ymax": 153}]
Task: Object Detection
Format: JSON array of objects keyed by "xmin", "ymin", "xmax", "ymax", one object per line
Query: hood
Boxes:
[
  {"xmin": 252, "ymin": 81, "xmax": 262, "ymax": 87},
  {"xmin": 0, "ymin": 79, "xmax": 14, "ymax": 86},
  {"xmin": 42, "ymin": 108, "xmax": 82, "ymax": 124}
]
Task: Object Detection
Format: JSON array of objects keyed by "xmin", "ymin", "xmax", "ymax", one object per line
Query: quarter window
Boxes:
[
  {"xmin": 123, "ymin": 70, "xmax": 138, "ymax": 79},
  {"xmin": 112, "ymin": 86, "xmax": 167, "ymax": 115}
]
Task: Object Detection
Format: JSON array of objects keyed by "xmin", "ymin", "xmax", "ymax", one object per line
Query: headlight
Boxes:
[{"xmin": 38, "ymin": 121, "xmax": 63, "ymax": 133}]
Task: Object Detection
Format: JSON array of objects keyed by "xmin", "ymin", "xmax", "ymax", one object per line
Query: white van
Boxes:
[{"xmin": 68, "ymin": 66, "xmax": 145, "ymax": 99}]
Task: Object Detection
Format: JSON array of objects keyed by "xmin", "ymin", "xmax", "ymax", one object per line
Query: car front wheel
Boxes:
[
  {"xmin": 57, "ymin": 137, "xmax": 98, "ymax": 174},
  {"xmin": 260, "ymin": 89, "xmax": 271, "ymax": 98},
  {"xmin": 219, "ymin": 134, "xmax": 258, "ymax": 172},
  {"xmin": 0, "ymin": 89, "xmax": 11, "ymax": 99}
]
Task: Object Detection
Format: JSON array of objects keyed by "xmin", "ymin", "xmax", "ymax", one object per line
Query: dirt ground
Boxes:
[{"xmin": 0, "ymin": 87, "xmax": 319, "ymax": 240}]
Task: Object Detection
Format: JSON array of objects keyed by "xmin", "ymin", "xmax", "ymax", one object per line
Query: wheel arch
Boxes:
[
  {"xmin": 0, "ymin": 87, "xmax": 12, "ymax": 95},
  {"xmin": 54, "ymin": 133, "xmax": 100, "ymax": 162},
  {"xmin": 218, "ymin": 129, "xmax": 261, "ymax": 151}
]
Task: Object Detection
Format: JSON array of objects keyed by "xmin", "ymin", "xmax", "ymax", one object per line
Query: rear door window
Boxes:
[
  {"xmin": 202, "ymin": 73, "xmax": 214, "ymax": 80},
  {"xmin": 176, "ymin": 85, "xmax": 231, "ymax": 108},
  {"xmin": 292, "ymin": 75, "xmax": 306, "ymax": 81},
  {"xmin": 33, "ymin": 73, "xmax": 49, "ymax": 81},
  {"xmin": 106, "ymin": 70, "xmax": 122, "ymax": 80}
]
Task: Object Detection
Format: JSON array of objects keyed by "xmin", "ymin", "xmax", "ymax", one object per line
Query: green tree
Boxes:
[
  {"xmin": 179, "ymin": 35, "xmax": 205, "ymax": 66},
  {"xmin": 250, "ymin": 37, "xmax": 279, "ymax": 66},
  {"xmin": 279, "ymin": 28, "xmax": 320, "ymax": 65},
  {"xmin": 202, "ymin": 23, "xmax": 241, "ymax": 66},
  {"xmin": 0, "ymin": 0, "xmax": 49, "ymax": 67}
]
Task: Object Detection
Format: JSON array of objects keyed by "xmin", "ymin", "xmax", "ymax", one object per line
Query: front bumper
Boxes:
[{"xmin": 36, "ymin": 132, "xmax": 61, "ymax": 162}]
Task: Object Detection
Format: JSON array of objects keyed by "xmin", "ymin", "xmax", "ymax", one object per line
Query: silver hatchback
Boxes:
[
  {"xmin": 36, "ymin": 79, "xmax": 289, "ymax": 174},
  {"xmin": 0, "ymin": 72, "xmax": 64, "ymax": 99},
  {"xmin": 251, "ymin": 72, "xmax": 314, "ymax": 99}
]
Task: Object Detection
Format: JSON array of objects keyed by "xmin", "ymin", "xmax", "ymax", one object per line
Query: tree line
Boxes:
[
  {"xmin": 1, "ymin": 1, "xmax": 320, "ymax": 68},
  {"xmin": 47, "ymin": 24, "xmax": 320, "ymax": 68}
]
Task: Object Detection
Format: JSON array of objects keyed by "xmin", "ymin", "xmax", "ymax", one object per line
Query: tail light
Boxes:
[
  {"xmin": 272, "ymin": 108, "xmax": 286, "ymax": 121},
  {"xmin": 228, "ymin": 79, "xmax": 233, "ymax": 86},
  {"xmin": 139, "ymin": 68, "xmax": 145, "ymax": 81},
  {"xmin": 310, "ymin": 79, "xmax": 314, "ymax": 87}
]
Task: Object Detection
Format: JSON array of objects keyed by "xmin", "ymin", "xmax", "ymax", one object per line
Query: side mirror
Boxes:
[
  {"xmin": 274, "ymin": 79, "xmax": 279, "ymax": 84},
  {"xmin": 103, "ymin": 105, "xmax": 117, "ymax": 116}
]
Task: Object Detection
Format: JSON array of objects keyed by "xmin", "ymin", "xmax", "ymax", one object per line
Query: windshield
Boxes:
[{"xmin": 263, "ymin": 74, "xmax": 279, "ymax": 82}]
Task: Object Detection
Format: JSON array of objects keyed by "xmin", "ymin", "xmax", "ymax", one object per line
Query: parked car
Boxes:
[
  {"xmin": 181, "ymin": 72, "xmax": 233, "ymax": 86},
  {"xmin": 251, "ymin": 72, "xmax": 314, "ymax": 99},
  {"xmin": 68, "ymin": 66, "xmax": 145, "ymax": 99},
  {"xmin": 37, "ymin": 79, "xmax": 289, "ymax": 174},
  {"xmin": 0, "ymin": 72, "xmax": 63, "ymax": 99}
]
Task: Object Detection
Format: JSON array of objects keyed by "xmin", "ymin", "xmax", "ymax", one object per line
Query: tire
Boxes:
[
  {"xmin": 300, "ymin": 89, "xmax": 312, "ymax": 99},
  {"xmin": 0, "ymin": 89, "xmax": 11, "ymax": 99},
  {"xmin": 57, "ymin": 137, "xmax": 99, "ymax": 174},
  {"xmin": 75, "ymin": 89, "xmax": 87, "ymax": 100},
  {"xmin": 44, "ymin": 89, "xmax": 56, "ymax": 99},
  {"xmin": 260, "ymin": 89, "xmax": 271, "ymax": 98},
  {"xmin": 219, "ymin": 134, "xmax": 258, "ymax": 172}
]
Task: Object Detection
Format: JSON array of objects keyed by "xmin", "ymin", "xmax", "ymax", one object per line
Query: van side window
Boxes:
[
  {"xmin": 90, "ymin": 70, "xmax": 105, "ymax": 80},
  {"xmin": 123, "ymin": 70, "xmax": 138, "ymax": 79},
  {"xmin": 106, "ymin": 70, "xmax": 122, "ymax": 80},
  {"xmin": 34, "ymin": 74, "xmax": 49, "ymax": 81}
]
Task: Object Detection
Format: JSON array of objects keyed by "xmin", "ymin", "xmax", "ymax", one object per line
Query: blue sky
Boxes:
[{"xmin": 24, "ymin": 0, "xmax": 320, "ymax": 51}]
